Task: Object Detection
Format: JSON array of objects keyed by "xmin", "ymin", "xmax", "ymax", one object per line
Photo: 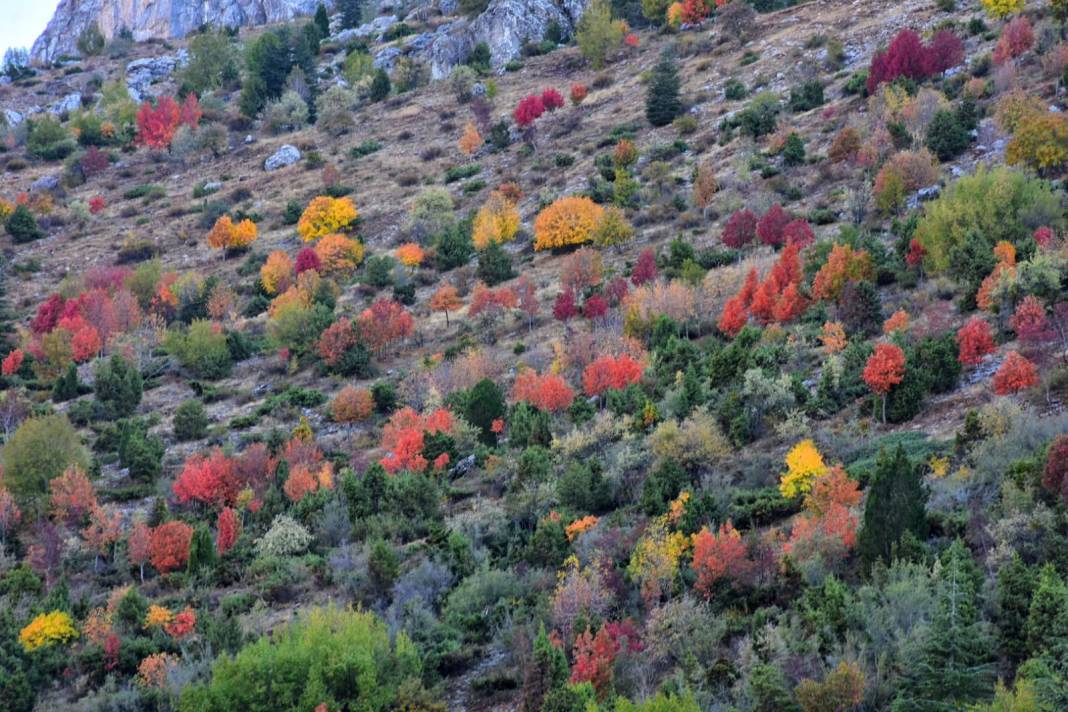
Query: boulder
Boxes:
[
  {"xmin": 125, "ymin": 50, "xmax": 189, "ymax": 102},
  {"xmin": 373, "ymin": 46, "xmax": 404, "ymax": 71},
  {"xmin": 264, "ymin": 144, "xmax": 301, "ymax": 171},
  {"xmin": 332, "ymin": 15, "xmax": 399, "ymax": 42},
  {"xmin": 30, "ymin": 175, "xmax": 61, "ymax": 192},
  {"xmin": 48, "ymin": 93, "xmax": 83, "ymax": 116}
]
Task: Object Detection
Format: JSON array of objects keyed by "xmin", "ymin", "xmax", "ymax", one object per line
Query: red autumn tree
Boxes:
[
  {"xmin": 906, "ymin": 238, "xmax": 926, "ymax": 267},
  {"xmin": 128, "ymin": 520, "xmax": 151, "ymax": 583},
  {"xmin": 783, "ymin": 219, "xmax": 815, "ymax": 249},
  {"xmin": 50, "ymin": 465, "xmax": 98, "ymax": 526},
  {"xmin": 553, "ymin": 288, "xmax": 579, "ymax": 322},
  {"xmin": 757, "ymin": 204, "xmax": 791, "ymax": 247},
  {"xmin": 1041, "ymin": 435, "xmax": 1068, "ymax": 504},
  {"xmin": 692, "ymin": 521, "xmax": 753, "ymax": 598},
  {"xmin": 178, "ymin": 93, "xmax": 202, "ymax": 128},
  {"xmin": 512, "ymin": 370, "xmax": 575, "ymax": 413},
  {"xmin": 926, "ymin": 29, "xmax": 965, "ymax": 74},
  {"xmin": 957, "ymin": 316, "xmax": 996, "ymax": 366},
  {"xmin": 136, "ymin": 96, "xmax": 180, "ymax": 149},
  {"xmin": 582, "ymin": 354, "xmax": 643, "ymax": 398},
  {"xmin": 216, "ymin": 506, "xmax": 239, "ymax": 555},
  {"xmin": 993, "ymin": 350, "xmax": 1038, "ymax": 395},
  {"xmin": 863, "ymin": 342, "xmax": 906, "ymax": 423},
  {"xmin": 514, "ymin": 94, "xmax": 545, "ymax": 127},
  {"xmin": 748, "ymin": 279, "xmax": 779, "ymax": 325},
  {"xmin": 584, "ymin": 294, "xmax": 609, "ymax": 321},
  {"xmin": 718, "ymin": 295, "xmax": 748, "ymax": 337},
  {"xmin": 357, "ymin": 299, "xmax": 414, "ymax": 353},
  {"xmin": 570, "ymin": 625, "xmax": 619, "ymax": 696},
  {"xmin": 31, "ymin": 293, "xmax": 65, "ymax": 334},
  {"xmin": 172, "ymin": 448, "xmax": 238, "ymax": 508},
  {"xmin": 1011, "ymin": 296, "xmax": 1052, "ymax": 345},
  {"xmin": 295, "ymin": 247, "xmax": 322, "ymax": 274},
  {"xmin": 772, "ymin": 282, "xmax": 807, "ymax": 324},
  {"xmin": 867, "ymin": 29, "xmax": 934, "ymax": 93},
  {"xmin": 317, "ymin": 319, "xmax": 359, "ymax": 368},
  {"xmin": 149, "ymin": 520, "xmax": 194, "ymax": 573},
  {"xmin": 631, "ymin": 248, "xmax": 658, "ymax": 285},
  {"xmin": 541, "ymin": 88, "xmax": 565, "ymax": 111},
  {"xmin": 994, "ymin": 16, "xmax": 1034, "ymax": 65},
  {"xmin": 722, "ymin": 209, "xmax": 758, "ymax": 248},
  {"xmin": 2, "ymin": 349, "xmax": 23, "ymax": 376},
  {"xmin": 82, "ymin": 505, "xmax": 122, "ymax": 570}
]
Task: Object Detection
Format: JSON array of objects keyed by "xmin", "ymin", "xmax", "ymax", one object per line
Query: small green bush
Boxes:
[{"xmin": 173, "ymin": 399, "xmax": 209, "ymax": 441}]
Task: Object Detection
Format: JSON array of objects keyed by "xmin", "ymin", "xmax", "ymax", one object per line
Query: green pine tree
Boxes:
[
  {"xmin": 857, "ymin": 445, "xmax": 928, "ymax": 568},
  {"xmin": 645, "ymin": 52, "xmax": 682, "ymax": 127},
  {"xmin": 464, "ymin": 378, "xmax": 505, "ymax": 445},
  {"xmin": 997, "ymin": 553, "xmax": 1037, "ymax": 666},
  {"xmin": 369, "ymin": 68, "xmax": 391, "ymax": 102},
  {"xmin": 314, "ymin": 3, "xmax": 331, "ymax": 37},
  {"xmin": 187, "ymin": 523, "xmax": 216, "ymax": 575},
  {"xmin": 1026, "ymin": 565, "xmax": 1068, "ymax": 658},
  {"xmin": 337, "ymin": 0, "xmax": 364, "ymax": 29},
  {"xmin": 522, "ymin": 622, "xmax": 569, "ymax": 712},
  {"xmin": 52, "ymin": 363, "xmax": 80, "ymax": 402},
  {"xmin": 893, "ymin": 540, "xmax": 994, "ymax": 710}
]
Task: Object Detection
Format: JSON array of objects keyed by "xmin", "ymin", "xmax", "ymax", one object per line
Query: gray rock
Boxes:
[
  {"xmin": 449, "ymin": 454, "xmax": 476, "ymax": 478},
  {"xmin": 244, "ymin": 134, "xmax": 255, "ymax": 144},
  {"xmin": 48, "ymin": 93, "xmax": 83, "ymax": 116},
  {"xmin": 126, "ymin": 50, "xmax": 189, "ymax": 102},
  {"xmin": 264, "ymin": 144, "xmax": 301, "ymax": 171},
  {"xmin": 202, "ymin": 181, "xmax": 223, "ymax": 193},
  {"xmin": 374, "ymin": 46, "xmax": 404, "ymax": 71},
  {"xmin": 32, "ymin": 0, "xmax": 328, "ymax": 63},
  {"xmin": 3, "ymin": 109, "xmax": 25, "ymax": 127},
  {"xmin": 333, "ymin": 14, "xmax": 399, "ymax": 42},
  {"xmin": 438, "ymin": 0, "xmax": 459, "ymax": 12},
  {"xmin": 906, "ymin": 184, "xmax": 941, "ymax": 211},
  {"xmin": 31, "ymin": 175, "xmax": 60, "ymax": 192}
]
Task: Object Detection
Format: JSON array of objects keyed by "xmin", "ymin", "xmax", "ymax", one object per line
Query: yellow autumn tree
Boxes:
[
  {"xmin": 206, "ymin": 215, "xmax": 258, "ymax": 250},
  {"xmin": 980, "ymin": 0, "xmax": 1024, "ymax": 19},
  {"xmin": 314, "ymin": 233, "xmax": 364, "ymax": 274},
  {"xmin": 19, "ymin": 611, "xmax": 79, "ymax": 651},
  {"xmin": 533, "ymin": 195, "xmax": 605, "ymax": 250},
  {"xmin": 779, "ymin": 439, "xmax": 828, "ymax": 499},
  {"xmin": 458, "ymin": 122, "xmax": 484, "ymax": 156},
  {"xmin": 1006, "ymin": 110, "xmax": 1068, "ymax": 173},
  {"xmin": 261, "ymin": 250, "xmax": 294, "ymax": 295},
  {"xmin": 395, "ymin": 243, "xmax": 425, "ymax": 270},
  {"xmin": 472, "ymin": 191, "xmax": 521, "ymax": 249},
  {"xmin": 626, "ymin": 495, "xmax": 691, "ymax": 605},
  {"xmin": 297, "ymin": 195, "xmax": 358, "ymax": 242}
]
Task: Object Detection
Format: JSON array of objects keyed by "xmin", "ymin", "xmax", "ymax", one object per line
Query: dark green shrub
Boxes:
[
  {"xmin": 5, "ymin": 205, "xmax": 43, "ymax": 244},
  {"xmin": 477, "ymin": 240, "xmax": 513, "ymax": 285},
  {"xmin": 94, "ymin": 354, "xmax": 143, "ymax": 418},
  {"xmin": 173, "ymin": 399, "xmax": 209, "ymax": 441},
  {"xmin": 788, "ymin": 80, "xmax": 824, "ymax": 112}
]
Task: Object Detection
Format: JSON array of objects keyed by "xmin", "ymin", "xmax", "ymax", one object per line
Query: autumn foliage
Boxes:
[
  {"xmin": 582, "ymin": 354, "xmax": 643, "ymax": 397},
  {"xmin": 379, "ymin": 407, "xmax": 455, "ymax": 473},
  {"xmin": 957, "ymin": 316, "xmax": 996, "ymax": 366},
  {"xmin": 867, "ymin": 28, "xmax": 964, "ymax": 93},
  {"xmin": 691, "ymin": 521, "xmax": 753, "ymax": 597},
  {"xmin": 993, "ymin": 350, "xmax": 1038, "ymax": 395},
  {"xmin": 149, "ymin": 521, "xmax": 194, "ymax": 573},
  {"xmin": 215, "ymin": 507, "xmax": 239, "ymax": 555},
  {"xmin": 136, "ymin": 96, "xmax": 180, "ymax": 149},
  {"xmin": 172, "ymin": 448, "xmax": 239, "ymax": 508},
  {"xmin": 314, "ymin": 234, "xmax": 364, "ymax": 274},
  {"xmin": 206, "ymin": 215, "xmax": 258, "ymax": 250},
  {"xmin": 331, "ymin": 385, "xmax": 375, "ymax": 422},
  {"xmin": 534, "ymin": 196, "xmax": 605, "ymax": 250},
  {"xmin": 472, "ymin": 191, "xmax": 521, "ymax": 249},
  {"xmin": 297, "ymin": 196, "xmax": 358, "ymax": 241},
  {"xmin": 512, "ymin": 370, "xmax": 576, "ymax": 412},
  {"xmin": 357, "ymin": 299, "xmax": 414, "ymax": 353}
]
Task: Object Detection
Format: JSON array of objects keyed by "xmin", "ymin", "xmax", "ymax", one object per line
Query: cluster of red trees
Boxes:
[
  {"xmin": 136, "ymin": 94, "xmax": 201, "ymax": 149},
  {"xmin": 570, "ymin": 620, "xmax": 642, "ymax": 696},
  {"xmin": 512, "ymin": 370, "xmax": 575, "ymax": 413},
  {"xmin": 722, "ymin": 206, "xmax": 814, "ymax": 250},
  {"xmin": 514, "ymin": 88, "xmax": 565, "ymax": 128},
  {"xmin": 172, "ymin": 443, "xmax": 278, "ymax": 511},
  {"xmin": 581, "ymin": 353, "xmax": 644, "ymax": 398},
  {"xmin": 379, "ymin": 407, "xmax": 455, "ymax": 473},
  {"xmin": 867, "ymin": 28, "xmax": 964, "ymax": 93},
  {"xmin": 718, "ymin": 244, "xmax": 807, "ymax": 337}
]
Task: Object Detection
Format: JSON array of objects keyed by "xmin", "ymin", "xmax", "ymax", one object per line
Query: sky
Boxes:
[{"xmin": 1, "ymin": 1, "xmax": 59, "ymax": 59}]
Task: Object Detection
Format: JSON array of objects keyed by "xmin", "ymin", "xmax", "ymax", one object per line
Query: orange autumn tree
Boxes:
[
  {"xmin": 784, "ymin": 466, "xmax": 863, "ymax": 570},
  {"xmin": 136, "ymin": 96, "xmax": 180, "ymax": 149},
  {"xmin": 993, "ymin": 350, "xmax": 1038, "ymax": 395},
  {"xmin": 582, "ymin": 353, "xmax": 643, "ymax": 399},
  {"xmin": 863, "ymin": 342, "xmax": 906, "ymax": 422},
  {"xmin": 149, "ymin": 521, "xmax": 194, "ymax": 573},
  {"xmin": 357, "ymin": 299, "xmax": 414, "ymax": 354},
  {"xmin": 395, "ymin": 243, "xmax": 425, "ymax": 271},
  {"xmin": 331, "ymin": 385, "xmax": 375, "ymax": 422},
  {"xmin": 811, "ymin": 244, "xmax": 874, "ymax": 302},
  {"xmin": 430, "ymin": 284, "xmax": 463, "ymax": 326},
  {"xmin": 534, "ymin": 196, "xmax": 605, "ymax": 250},
  {"xmin": 957, "ymin": 316, "xmax": 996, "ymax": 366},
  {"xmin": 206, "ymin": 215, "xmax": 258, "ymax": 250},
  {"xmin": 976, "ymin": 241, "xmax": 1017, "ymax": 312},
  {"xmin": 472, "ymin": 191, "xmax": 521, "ymax": 250},
  {"xmin": 314, "ymin": 234, "xmax": 364, "ymax": 275},
  {"xmin": 821, "ymin": 321, "xmax": 847, "ymax": 354},
  {"xmin": 379, "ymin": 407, "xmax": 455, "ymax": 473},
  {"xmin": 691, "ymin": 521, "xmax": 754, "ymax": 597},
  {"xmin": 458, "ymin": 122, "xmax": 484, "ymax": 155},
  {"xmin": 297, "ymin": 196, "xmax": 358, "ymax": 241},
  {"xmin": 50, "ymin": 465, "xmax": 98, "ymax": 525},
  {"xmin": 883, "ymin": 309, "xmax": 909, "ymax": 335},
  {"xmin": 512, "ymin": 369, "xmax": 575, "ymax": 412}
]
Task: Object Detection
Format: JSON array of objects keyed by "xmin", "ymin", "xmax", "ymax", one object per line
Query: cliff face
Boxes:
[{"xmin": 31, "ymin": 0, "xmax": 329, "ymax": 63}]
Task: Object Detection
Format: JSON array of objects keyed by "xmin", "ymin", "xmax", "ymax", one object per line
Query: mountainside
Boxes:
[
  {"xmin": 2, "ymin": 0, "xmax": 1068, "ymax": 710},
  {"xmin": 31, "ymin": 0, "xmax": 328, "ymax": 62}
]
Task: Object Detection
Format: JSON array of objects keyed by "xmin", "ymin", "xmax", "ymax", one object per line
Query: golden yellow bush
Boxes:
[
  {"xmin": 1006, "ymin": 110, "xmax": 1068, "ymax": 172},
  {"xmin": 592, "ymin": 205, "xmax": 634, "ymax": 247},
  {"xmin": 206, "ymin": 215, "xmax": 258, "ymax": 249},
  {"xmin": 472, "ymin": 191, "xmax": 521, "ymax": 250},
  {"xmin": 533, "ymin": 196, "xmax": 605, "ymax": 250},
  {"xmin": 297, "ymin": 196, "xmax": 358, "ymax": 242},
  {"xmin": 458, "ymin": 122, "xmax": 484, "ymax": 156},
  {"xmin": 144, "ymin": 604, "xmax": 174, "ymax": 629},
  {"xmin": 19, "ymin": 611, "xmax": 79, "ymax": 651},
  {"xmin": 779, "ymin": 439, "xmax": 828, "ymax": 499},
  {"xmin": 981, "ymin": 0, "xmax": 1024, "ymax": 19}
]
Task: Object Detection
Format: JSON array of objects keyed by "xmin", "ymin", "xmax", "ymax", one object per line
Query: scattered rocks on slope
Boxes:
[
  {"xmin": 125, "ymin": 50, "xmax": 189, "ymax": 102},
  {"xmin": 48, "ymin": 93, "xmax": 83, "ymax": 116}
]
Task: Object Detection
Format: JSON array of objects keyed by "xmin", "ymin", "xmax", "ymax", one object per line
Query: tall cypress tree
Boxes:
[
  {"xmin": 645, "ymin": 51, "xmax": 682, "ymax": 127},
  {"xmin": 858, "ymin": 445, "xmax": 928, "ymax": 568},
  {"xmin": 314, "ymin": 3, "xmax": 331, "ymax": 37},
  {"xmin": 337, "ymin": 0, "xmax": 364, "ymax": 29},
  {"xmin": 1026, "ymin": 565, "xmax": 1068, "ymax": 658},
  {"xmin": 894, "ymin": 541, "xmax": 994, "ymax": 710},
  {"xmin": 997, "ymin": 553, "xmax": 1037, "ymax": 667}
]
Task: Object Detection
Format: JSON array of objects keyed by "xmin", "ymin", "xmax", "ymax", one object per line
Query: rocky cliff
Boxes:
[{"xmin": 31, "ymin": 0, "xmax": 329, "ymax": 63}]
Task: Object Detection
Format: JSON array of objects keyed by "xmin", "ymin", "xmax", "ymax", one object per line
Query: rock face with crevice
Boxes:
[{"xmin": 31, "ymin": 0, "xmax": 329, "ymax": 63}]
